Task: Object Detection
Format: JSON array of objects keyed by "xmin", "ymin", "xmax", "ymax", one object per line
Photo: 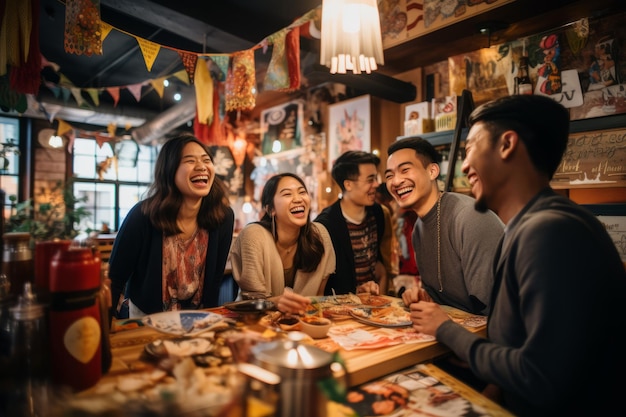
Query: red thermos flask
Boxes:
[{"xmin": 49, "ymin": 247, "xmax": 102, "ymax": 392}]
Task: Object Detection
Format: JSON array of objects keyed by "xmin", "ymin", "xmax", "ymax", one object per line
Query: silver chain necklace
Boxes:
[{"xmin": 436, "ymin": 192, "xmax": 444, "ymax": 292}]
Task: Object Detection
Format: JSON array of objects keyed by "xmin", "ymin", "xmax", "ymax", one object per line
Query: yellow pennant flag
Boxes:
[
  {"xmin": 86, "ymin": 88, "xmax": 100, "ymax": 106},
  {"xmin": 136, "ymin": 37, "xmax": 160, "ymax": 71},
  {"xmin": 173, "ymin": 69, "xmax": 190, "ymax": 85},
  {"xmin": 56, "ymin": 119, "xmax": 74, "ymax": 137},
  {"xmin": 100, "ymin": 21, "xmax": 113, "ymax": 42},
  {"xmin": 58, "ymin": 73, "xmax": 75, "ymax": 88},
  {"xmin": 107, "ymin": 123, "xmax": 116, "ymax": 137},
  {"xmin": 150, "ymin": 77, "xmax": 165, "ymax": 98}
]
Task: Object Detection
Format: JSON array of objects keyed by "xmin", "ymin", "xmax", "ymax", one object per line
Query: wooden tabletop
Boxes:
[
  {"xmin": 105, "ymin": 298, "xmax": 487, "ymax": 388},
  {"xmin": 82, "ymin": 297, "xmax": 513, "ymax": 416}
]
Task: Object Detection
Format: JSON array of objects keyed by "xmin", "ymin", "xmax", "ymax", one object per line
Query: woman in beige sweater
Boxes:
[{"xmin": 231, "ymin": 173, "xmax": 335, "ymax": 314}]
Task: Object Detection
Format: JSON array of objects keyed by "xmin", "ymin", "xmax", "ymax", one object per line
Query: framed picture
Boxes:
[
  {"xmin": 327, "ymin": 95, "xmax": 371, "ymax": 170},
  {"xmin": 260, "ymin": 100, "xmax": 304, "ymax": 155},
  {"xmin": 550, "ymin": 125, "xmax": 626, "ymax": 189},
  {"xmin": 582, "ymin": 204, "xmax": 626, "ymax": 264}
]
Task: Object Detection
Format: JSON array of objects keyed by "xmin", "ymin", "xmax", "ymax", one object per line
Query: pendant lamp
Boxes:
[{"xmin": 320, "ymin": 0, "xmax": 385, "ymax": 74}]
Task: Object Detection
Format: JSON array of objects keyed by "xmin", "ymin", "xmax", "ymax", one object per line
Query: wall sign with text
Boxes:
[{"xmin": 551, "ymin": 127, "xmax": 626, "ymax": 189}]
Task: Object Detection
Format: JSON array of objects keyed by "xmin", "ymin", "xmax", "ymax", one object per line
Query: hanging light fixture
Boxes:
[{"xmin": 320, "ymin": 0, "xmax": 384, "ymax": 74}]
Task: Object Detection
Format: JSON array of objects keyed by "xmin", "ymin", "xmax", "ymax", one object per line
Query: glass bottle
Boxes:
[
  {"xmin": 515, "ymin": 56, "xmax": 533, "ymax": 95},
  {"xmin": 2, "ymin": 232, "xmax": 34, "ymax": 299},
  {"xmin": 8, "ymin": 283, "xmax": 50, "ymax": 417}
]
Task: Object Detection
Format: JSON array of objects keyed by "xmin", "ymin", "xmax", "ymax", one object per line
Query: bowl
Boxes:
[
  {"xmin": 277, "ymin": 316, "xmax": 300, "ymax": 331},
  {"xmin": 298, "ymin": 316, "xmax": 332, "ymax": 339},
  {"xmin": 224, "ymin": 299, "xmax": 276, "ymax": 324}
]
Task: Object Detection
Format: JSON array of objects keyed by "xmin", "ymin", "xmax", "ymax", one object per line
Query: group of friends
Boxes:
[{"xmin": 108, "ymin": 95, "xmax": 626, "ymax": 416}]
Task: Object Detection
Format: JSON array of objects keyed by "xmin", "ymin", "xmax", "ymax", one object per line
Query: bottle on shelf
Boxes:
[
  {"xmin": 8, "ymin": 283, "xmax": 50, "ymax": 417},
  {"xmin": 514, "ymin": 55, "xmax": 533, "ymax": 95}
]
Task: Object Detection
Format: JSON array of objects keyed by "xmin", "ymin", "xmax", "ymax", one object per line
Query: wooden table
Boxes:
[
  {"xmin": 89, "ymin": 300, "xmax": 510, "ymax": 416},
  {"xmin": 106, "ymin": 299, "xmax": 486, "ymax": 387}
]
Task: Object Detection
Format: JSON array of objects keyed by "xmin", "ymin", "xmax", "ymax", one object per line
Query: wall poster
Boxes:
[
  {"xmin": 583, "ymin": 204, "xmax": 626, "ymax": 264},
  {"xmin": 551, "ymin": 127, "xmax": 626, "ymax": 189},
  {"xmin": 260, "ymin": 100, "xmax": 304, "ymax": 155},
  {"xmin": 327, "ymin": 95, "xmax": 371, "ymax": 170}
]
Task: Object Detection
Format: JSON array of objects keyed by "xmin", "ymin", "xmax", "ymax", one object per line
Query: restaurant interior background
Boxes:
[{"xmin": 0, "ymin": 0, "xmax": 625, "ymax": 255}]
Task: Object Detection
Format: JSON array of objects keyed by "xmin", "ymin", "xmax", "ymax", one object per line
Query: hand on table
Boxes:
[
  {"xmin": 401, "ymin": 286, "xmax": 432, "ymax": 307},
  {"xmin": 357, "ymin": 280, "xmax": 380, "ymax": 295},
  {"xmin": 276, "ymin": 287, "xmax": 311, "ymax": 315},
  {"xmin": 409, "ymin": 301, "xmax": 451, "ymax": 336}
]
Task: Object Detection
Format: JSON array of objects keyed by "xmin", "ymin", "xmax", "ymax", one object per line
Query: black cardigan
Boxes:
[{"xmin": 314, "ymin": 200, "xmax": 385, "ymax": 295}]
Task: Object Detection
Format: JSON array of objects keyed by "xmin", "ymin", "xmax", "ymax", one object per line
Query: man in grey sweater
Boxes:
[{"xmin": 385, "ymin": 137, "xmax": 504, "ymax": 316}]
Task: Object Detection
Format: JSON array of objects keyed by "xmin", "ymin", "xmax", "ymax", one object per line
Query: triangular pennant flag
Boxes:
[
  {"xmin": 177, "ymin": 51, "xmax": 197, "ymax": 84},
  {"xmin": 208, "ymin": 55, "xmax": 228, "ymax": 82},
  {"xmin": 70, "ymin": 87, "xmax": 86, "ymax": 107},
  {"xmin": 45, "ymin": 81, "xmax": 61, "ymax": 99},
  {"xmin": 150, "ymin": 77, "xmax": 165, "ymax": 98},
  {"xmin": 107, "ymin": 122, "xmax": 116, "ymax": 137},
  {"xmin": 126, "ymin": 83, "xmax": 143, "ymax": 102},
  {"xmin": 57, "ymin": 119, "xmax": 74, "ymax": 136},
  {"xmin": 136, "ymin": 37, "xmax": 160, "ymax": 71},
  {"xmin": 173, "ymin": 69, "xmax": 190, "ymax": 85},
  {"xmin": 58, "ymin": 73, "xmax": 74, "ymax": 87},
  {"xmin": 106, "ymin": 86, "xmax": 120, "ymax": 107},
  {"xmin": 125, "ymin": 123, "xmax": 132, "ymax": 131},
  {"xmin": 100, "ymin": 21, "xmax": 113, "ymax": 42},
  {"xmin": 95, "ymin": 133, "xmax": 109, "ymax": 148},
  {"xmin": 60, "ymin": 87, "xmax": 71, "ymax": 103},
  {"xmin": 86, "ymin": 88, "xmax": 100, "ymax": 106},
  {"xmin": 194, "ymin": 58, "xmax": 213, "ymax": 125}
]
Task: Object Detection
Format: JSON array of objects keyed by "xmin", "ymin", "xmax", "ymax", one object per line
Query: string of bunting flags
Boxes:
[{"xmin": 45, "ymin": 5, "xmax": 321, "ymax": 117}]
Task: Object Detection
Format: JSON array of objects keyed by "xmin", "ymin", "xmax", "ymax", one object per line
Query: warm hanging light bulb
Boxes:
[
  {"xmin": 48, "ymin": 135, "xmax": 64, "ymax": 148},
  {"xmin": 320, "ymin": 0, "xmax": 384, "ymax": 74}
]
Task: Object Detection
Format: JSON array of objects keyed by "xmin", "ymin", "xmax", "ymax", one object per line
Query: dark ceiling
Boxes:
[{"xmin": 30, "ymin": 0, "xmax": 626, "ymax": 135}]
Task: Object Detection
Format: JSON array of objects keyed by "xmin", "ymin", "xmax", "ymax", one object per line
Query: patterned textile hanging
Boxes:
[
  {"xmin": 64, "ymin": 0, "xmax": 102, "ymax": 56},
  {"xmin": 225, "ymin": 50, "xmax": 256, "ymax": 112}
]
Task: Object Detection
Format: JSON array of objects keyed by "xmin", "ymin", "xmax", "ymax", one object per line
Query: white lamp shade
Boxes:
[{"xmin": 320, "ymin": 0, "xmax": 384, "ymax": 74}]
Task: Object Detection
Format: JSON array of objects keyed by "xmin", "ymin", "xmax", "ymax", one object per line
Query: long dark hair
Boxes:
[
  {"xmin": 141, "ymin": 133, "xmax": 230, "ymax": 236},
  {"xmin": 258, "ymin": 173, "xmax": 325, "ymax": 272}
]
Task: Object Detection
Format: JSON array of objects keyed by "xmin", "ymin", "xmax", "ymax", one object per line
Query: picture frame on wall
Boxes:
[
  {"xmin": 260, "ymin": 100, "xmax": 305, "ymax": 155},
  {"xmin": 582, "ymin": 204, "xmax": 626, "ymax": 264},
  {"xmin": 327, "ymin": 95, "xmax": 371, "ymax": 170}
]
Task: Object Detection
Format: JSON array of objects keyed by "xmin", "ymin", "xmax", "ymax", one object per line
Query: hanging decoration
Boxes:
[
  {"xmin": 194, "ymin": 58, "xmax": 214, "ymax": 125},
  {"xmin": 225, "ymin": 50, "xmax": 256, "ymax": 112},
  {"xmin": 64, "ymin": 0, "xmax": 102, "ymax": 56}
]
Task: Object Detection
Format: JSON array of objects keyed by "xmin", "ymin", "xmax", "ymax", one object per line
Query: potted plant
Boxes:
[{"xmin": 4, "ymin": 179, "xmax": 91, "ymax": 242}]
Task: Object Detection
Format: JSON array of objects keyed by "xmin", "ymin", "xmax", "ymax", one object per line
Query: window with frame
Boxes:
[
  {"xmin": 72, "ymin": 137, "xmax": 159, "ymax": 233},
  {"xmin": 0, "ymin": 116, "xmax": 20, "ymax": 220}
]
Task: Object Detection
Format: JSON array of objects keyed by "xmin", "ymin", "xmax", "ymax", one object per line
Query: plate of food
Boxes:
[
  {"xmin": 356, "ymin": 293, "xmax": 391, "ymax": 307},
  {"xmin": 142, "ymin": 310, "xmax": 230, "ymax": 336},
  {"xmin": 350, "ymin": 306, "xmax": 412, "ymax": 328}
]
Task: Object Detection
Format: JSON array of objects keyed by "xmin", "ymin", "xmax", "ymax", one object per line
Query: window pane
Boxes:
[
  {"xmin": 74, "ymin": 182, "xmax": 115, "ymax": 232},
  {"xmin": 72, "ymin": 137, "xmax": 156, "ymax": 232},
  {"xmin": 74, "ymin": 155, "xmax": 97, "ymax": 179},
  {"xmin": 1, "ymin": 175, "xmax": 18, "ymax": 219},
  {"xmin": 119, "ymin": 184, "xmax": 148, "ymax": 226}
]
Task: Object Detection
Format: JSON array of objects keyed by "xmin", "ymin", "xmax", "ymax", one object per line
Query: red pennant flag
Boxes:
[
  {"xmin": 178, "ymin": 51, "xmax": 198, "ymax": 84},
  {"xmin": 106, "ymin": 86, "xmax": 120, "ymax": 107}
]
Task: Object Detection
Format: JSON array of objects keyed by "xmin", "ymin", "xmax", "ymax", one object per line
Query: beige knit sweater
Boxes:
[{"xmin": 231, "ymin": 222, "xmax": 335, "ymax": 297}]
